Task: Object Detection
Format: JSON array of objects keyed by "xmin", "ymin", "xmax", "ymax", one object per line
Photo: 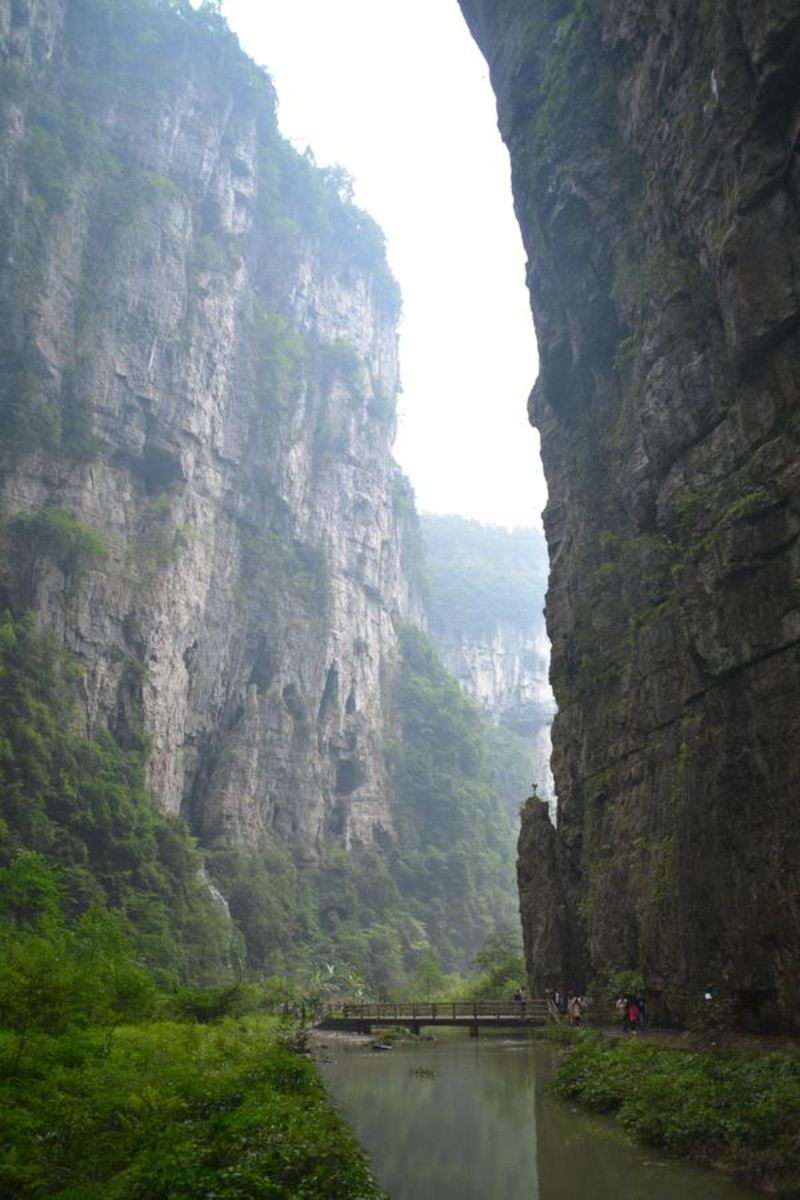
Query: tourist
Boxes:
[
  {"xmin": 636, "ymin": 995, "xmax": 648, "ymax": 1033},
  {"xmin": 626, "ymin": 996, "xmax": 639, "ymax": 1033},
  {"xmin": 567, "ymin": 992, "xmax": 583, "ymax": 1025}
]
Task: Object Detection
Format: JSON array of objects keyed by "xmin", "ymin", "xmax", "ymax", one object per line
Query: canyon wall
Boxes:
[
  {"xmin": 0, "ymin": 0, "xmax": 419, "ymax": 863},
  {"xmin": 460, "ymin": 0, "xmax": 800, "ymax": 1029},
  {"xmin": 0, "ymin": 0, "xmax": 520, "ymax": 985}
]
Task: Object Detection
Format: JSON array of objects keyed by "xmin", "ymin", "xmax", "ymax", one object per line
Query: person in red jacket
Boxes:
[{"xmin": 626, "ymin": 996, "xmax": 640, "ymax": 1032}]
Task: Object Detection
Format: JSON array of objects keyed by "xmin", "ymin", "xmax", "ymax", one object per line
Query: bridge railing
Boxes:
[
  {"xmin": 546, "ymin": 998, "xmax": 563, "ymax": 1023},
  {"xmin": 325, "ymin": 999, "xmax": 551, "ymax": 1022}
]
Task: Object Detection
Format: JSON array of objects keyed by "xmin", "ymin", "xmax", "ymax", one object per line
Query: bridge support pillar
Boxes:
[{"xmin": 470, "ymin": 1022, "xmax": 479, "ymax": 1038}]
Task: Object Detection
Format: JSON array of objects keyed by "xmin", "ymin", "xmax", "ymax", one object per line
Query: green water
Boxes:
[{"xmin": 319, "ymin": 1032, "xmax": 757, "ymax": 1200}]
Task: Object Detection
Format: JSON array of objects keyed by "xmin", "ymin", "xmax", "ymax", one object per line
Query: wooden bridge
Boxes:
[{"xmin": 315, "ymin": 999, "xmax": 558, "ymax": 1037}]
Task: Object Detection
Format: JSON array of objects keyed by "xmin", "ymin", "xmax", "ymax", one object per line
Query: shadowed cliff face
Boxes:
[
  {"xmin": 0, "ymin": 0, "xmax": 418, "ymax": 860},
  {"xmin": 460, "ymin": 0, "xmax": 800, "ymax": 1030}
]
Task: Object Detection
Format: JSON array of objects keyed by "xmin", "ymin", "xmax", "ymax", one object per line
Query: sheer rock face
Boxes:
[
  {"xmin": 460, "ymin": 0, "xmax": 800, "ymax": 1029},
  {"xmin": 0, "ymin": 0, "xmax": 420, "ymax": 859},
  {"xmin": 433, "ymin": 620, "xmax": 552, "ymax": 727}
]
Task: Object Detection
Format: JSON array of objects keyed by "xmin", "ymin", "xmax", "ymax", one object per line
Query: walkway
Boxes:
[{"xmin": 315, "ymin": 999, "xmax": 556, "ymax": 1036}]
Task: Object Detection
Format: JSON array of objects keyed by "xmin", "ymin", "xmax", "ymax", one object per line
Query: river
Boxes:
[{"xmin": 319, "ymin": 1030, "xmax": 758, "ymax": 1200}]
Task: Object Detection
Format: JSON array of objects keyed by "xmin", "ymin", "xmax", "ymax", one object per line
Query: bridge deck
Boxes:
[{"xmin": 315, "ymin": 999, "xmax": 556, "ymax": 1033}]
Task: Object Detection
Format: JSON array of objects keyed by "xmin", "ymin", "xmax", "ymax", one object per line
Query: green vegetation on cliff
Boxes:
[
  {"xmin": 485, "ymin": 721, "xmax": 540, "ymax": 823},
  {"xmin": 209, "ymin": 621, "xmax": 523, "ymax": 994},
  {"xmin": 0, "ymin": 0, "xmax": 399, "ymax": 466},
  {"xmin": 210, "ymin": 841, "xmax": 416, "ymax": 998},
  {"xmin": 0, "ymin": 613, "xmax": 233, "ymax": 984},
  {"xmin": 0, "ymin": 610, "xmax": 517, "ymax": 1000},
  {"xmin": 417, "ymin": 513, "xmax": 548, "ymax": 823}
]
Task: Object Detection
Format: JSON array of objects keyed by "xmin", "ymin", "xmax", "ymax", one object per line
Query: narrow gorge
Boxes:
[
  {"xmin": 3, "ymin": 2, "xmax": 800, "ymax": 1195},
  {"xmin": 2, "ymin": 0, "xmax": 796, "ymax": 1034}
]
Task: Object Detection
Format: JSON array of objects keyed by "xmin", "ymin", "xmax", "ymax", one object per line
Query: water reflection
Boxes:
[{"xmin": 319, "ymin": 1032, "xmax": 756, "ymax": 1200}]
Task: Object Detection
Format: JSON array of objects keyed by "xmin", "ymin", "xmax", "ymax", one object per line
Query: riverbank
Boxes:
[
  {"xmin": 552, "ymin": 1032, "xmax": 800, "ymax": 1196},
  {"xmin": 0, "ymin": 1015, "xmax": 386, "ymax": 1198}
]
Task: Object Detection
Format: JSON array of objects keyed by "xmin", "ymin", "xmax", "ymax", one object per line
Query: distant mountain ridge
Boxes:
[{"xmin": 421, "ymin": 514, "xmax": 556, "ymax": 813}]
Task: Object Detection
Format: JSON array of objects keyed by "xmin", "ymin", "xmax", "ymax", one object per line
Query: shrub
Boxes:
[
  {"xmin": 252, "ymin": 307, "xmax": 307, "ymax": 422},
  {"xmin": 0, "ymin": 1015, "xmax": 386, "ymax": 1198},
  {"xmin": 24, "ymin": 125, "xmax": 71, "ymax": 213},
  {"xmin": 554, "ymin": 1037, "xmax": 800, "ymax": 1189},
  {"xmin": 10, "ymin": 507, "xmax": 108, "ymax": 578}
]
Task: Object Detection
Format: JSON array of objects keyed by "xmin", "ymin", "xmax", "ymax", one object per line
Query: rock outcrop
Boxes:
[
  {"xmin": 0, "ymin": 0, "xmax": 420, "ymax": 862},
  {"xmin": 460, "ymin": 0, "xmax": 800, "ymax": 1029}
]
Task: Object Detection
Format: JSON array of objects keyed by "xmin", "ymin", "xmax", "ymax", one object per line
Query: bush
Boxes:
[
  {"xmin": 170, "ymin": 984, "xmax": 253, "ymax": 1024},
  {"xmin": 252, "ymin": 306, "xmax": 307, "ymax": 422},
  {"xmin": 24, "ymin": 124, "xmax": 71, "ymax": 213},
  {"xmin": 10, "ymin": 507, "xmax": 108, "ymax": 578},
  {"xmin": 554, "ymin": 1037, "xmax": 800, "ymax": 1190},
  {"xmin": 0, "ymin": 1016, "xmax": 386, "ymax": 1198},
  {"xmin": 0, "ymin": 874, "xmax": 158, "ymax": 1071}
]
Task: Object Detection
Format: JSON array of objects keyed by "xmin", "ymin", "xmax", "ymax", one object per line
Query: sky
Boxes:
[{"xmin": 221, "ymin": 0, "xmax": 547, "ymax": 530}]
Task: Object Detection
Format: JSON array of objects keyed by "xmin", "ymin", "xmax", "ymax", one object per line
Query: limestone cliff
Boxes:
[
  {"xmin": 460, "ymin": 0, "xmax": 800, "ymax": 1029},
  {"xmin": 0, "ymin": 0, "xmax": 419, "ymax": 863}
]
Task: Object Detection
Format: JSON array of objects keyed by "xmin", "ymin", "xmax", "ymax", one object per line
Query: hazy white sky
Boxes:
[{"xmin": 222, "ymin": 0, "xmax": 547, "ymax": 529}]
